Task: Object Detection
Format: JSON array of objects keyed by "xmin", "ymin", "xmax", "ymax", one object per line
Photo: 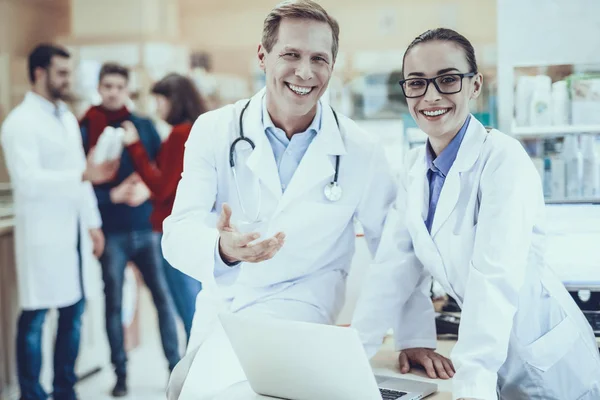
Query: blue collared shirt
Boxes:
[
  {"xmin": 262, "ymin": 96, "xmax": 321, "ymax": 192},
  {"xmin": 424, "ymin": 115, "xmax": 471, "ymax": 232}
]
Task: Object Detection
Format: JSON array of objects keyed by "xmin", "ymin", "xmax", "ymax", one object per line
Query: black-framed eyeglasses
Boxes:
[{"xmin": 398, "ymin": 72, "xmax": 477, "ymax": 98}]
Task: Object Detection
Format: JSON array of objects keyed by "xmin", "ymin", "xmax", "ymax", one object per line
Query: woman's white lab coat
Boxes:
[
  {"xmin": 162, "ymin": 89, "xmax": 436, "ymax": 353},
  {"xmin": 1, "ymin": 92, "xmax": 101, "ymax": 310},
  {"xmin": 352, "ymin": 116, "xmax": 600, "ymax": 400}
]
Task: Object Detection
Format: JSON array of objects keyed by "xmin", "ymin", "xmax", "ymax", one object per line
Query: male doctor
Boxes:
[
  {"xmin": 163, "ymin": 1, "xmax": 453, "ymax": 398},
  {"xmin": 1, "ymin": 44, "xmax": 118, "ymax": 400}
]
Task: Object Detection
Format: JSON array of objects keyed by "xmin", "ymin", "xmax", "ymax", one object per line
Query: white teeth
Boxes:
[
  {"xmin": 287, "ymin": 83, "xmax": 313, "ymax": 95},
  {"xmin": 423, "ymin": 109, "xmax": 449, "ymax": 117}
]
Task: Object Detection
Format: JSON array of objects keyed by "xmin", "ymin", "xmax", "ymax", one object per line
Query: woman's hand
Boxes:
[
  {"xmin": 122, "ymin": 121, "xmax": 140, "ymax": 145},
  {"xmin": 398, "ymin": 348, "xmax": 455, "ymax": 379}
]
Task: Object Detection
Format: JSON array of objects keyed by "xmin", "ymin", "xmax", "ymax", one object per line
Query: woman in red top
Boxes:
[{"xmin": 122, "ymin": 73, "xmax": 207, "ymax": 342}]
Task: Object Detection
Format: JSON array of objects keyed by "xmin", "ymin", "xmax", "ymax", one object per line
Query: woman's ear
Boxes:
[{"xmin": 471, "ymin": 73, "xmax": 484, "ymax": 99}]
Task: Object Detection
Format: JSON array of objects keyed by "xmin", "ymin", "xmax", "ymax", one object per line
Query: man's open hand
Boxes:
[{"xmin": 217, "ymin": 203, "xmax": 285, "ymax": 264}]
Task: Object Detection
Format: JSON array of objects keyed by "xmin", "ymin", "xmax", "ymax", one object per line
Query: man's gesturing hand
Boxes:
[{"xmin": 217, "ymin": 203, "xmax": 285, "ymax": 264}]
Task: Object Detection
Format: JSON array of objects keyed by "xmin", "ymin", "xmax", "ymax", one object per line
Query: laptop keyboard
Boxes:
[
  {"xmin": 584, "ymin": 311, "xmax": 600, "ymax": 336},
  {"xmin": 380, "ymin": 388, "xmax": 408, "ymax": 399}
]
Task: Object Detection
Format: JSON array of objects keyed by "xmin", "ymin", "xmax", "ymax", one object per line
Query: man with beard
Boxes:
[{"xmin": 0, "ymin": 44, "xmax": 118, "ymax": 400}]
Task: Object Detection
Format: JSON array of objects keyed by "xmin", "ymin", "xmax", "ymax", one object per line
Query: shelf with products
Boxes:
[
  {"xmin": 512, "ymin": 124, "xmax": 600, "ymax": 138},
  {"xmin": 511, "ymin": 63, "xmax": 600, "ymax": 133},
  {"xmin": 512, "ymin": 64, "xmax": 600, "ymax": 130},
  {"xmin": 545, "ymin": 198, "xmax": 600, "ymax": 205},
  {"xmin": 523, "ymin": 133, "xmax": 600, "ymax": 205},
  {"xmin": 511, "ymin": 63, "xmax": 600, "ymax": 204}
]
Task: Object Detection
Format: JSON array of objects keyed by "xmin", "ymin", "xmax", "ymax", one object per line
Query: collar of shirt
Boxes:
[
  {"xmin": 261, "ymin": 94, "xmax": 322, "ymax": 147},
  {"xmin": 425, "ymin": 115, "xmax": 471, "ymax": 177},
  {"xmin": 27, "ymin": 91, "xmax": 69, "ymax": 118}
]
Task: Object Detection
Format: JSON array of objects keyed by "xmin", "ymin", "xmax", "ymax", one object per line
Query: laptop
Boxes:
[{"xmin": 219, "ymin": 312, "xmax": 437, "ymax": 400}]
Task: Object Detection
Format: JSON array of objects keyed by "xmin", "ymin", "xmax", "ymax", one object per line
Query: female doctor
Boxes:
[{"xmin": 352, "ymin": 28, "xmax": 600, "ymax": 400}]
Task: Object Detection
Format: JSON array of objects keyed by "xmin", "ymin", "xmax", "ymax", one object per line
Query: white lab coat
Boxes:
[
  {"xmin": 352, "ymin": 116, "xmax": 600, "ymax": 400},
  {"xmin": 1, "ymin": 92, "xmax": 101, "ymax": 310},
  {"xmin": 162, "ymin": 89, "xmax": 436, "ymax": 397}
]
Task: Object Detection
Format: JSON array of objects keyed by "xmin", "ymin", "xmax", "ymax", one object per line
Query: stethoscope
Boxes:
[{"xmin": 229, "ymin": 99, "xmax": 343, "ymax": 223}]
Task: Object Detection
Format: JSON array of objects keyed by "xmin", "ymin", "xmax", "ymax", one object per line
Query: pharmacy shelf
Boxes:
[
  {"xmin": 512, "ymin": 124, "xmax": 600, "ymax": 138},
  {"xmin": 545, "ymin": 198, "xmax": 600, "ymax": 205}
]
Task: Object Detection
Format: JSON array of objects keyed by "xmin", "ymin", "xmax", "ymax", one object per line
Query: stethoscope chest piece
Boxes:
[{"xmin": 324, "ymin": 182, "xmax": 343, "ymax": 202}]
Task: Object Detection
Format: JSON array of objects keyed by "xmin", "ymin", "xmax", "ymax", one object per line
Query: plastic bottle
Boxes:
[
  {"xmin": 108, "ymin": 127, "xmax": 125, "ymax": 161},
  {"xmin": 93, "ymin": 126, "xmax": 115, "ymax": 164},
  {"xmin": 550, "ymin": 156, "xmax": 566, "ymax": 200},
  {"xmin": 529, "ymin": 75, "xmax": 552, "ymax": 127},
  {"xmin": 551, "ymin": 81, "xmax": 570, "ymax": 126},
  {"xmin": 563, "ymin": 135, "xmax": 582, "ymax": 198},
  {"xmin": 515, "ymin": 76, "xmax": 536, "ymax": 127},
  {"xmin": 543, "ymin": 157, "xmax": 552, "ymax": 198},
  {"xmin": 581, "ymin": 134, "xmax": 599, "ymax": 197}
]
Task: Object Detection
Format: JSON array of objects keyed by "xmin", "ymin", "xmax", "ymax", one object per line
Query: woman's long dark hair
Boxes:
[{"xmin": 151, "ymin": 73, "xmax": 207, "ymax": 126}]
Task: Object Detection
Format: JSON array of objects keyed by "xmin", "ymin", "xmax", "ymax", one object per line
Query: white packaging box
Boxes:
[{"xmin": 571, "ymin": 77, "xmax": 600, "ymax": 125}]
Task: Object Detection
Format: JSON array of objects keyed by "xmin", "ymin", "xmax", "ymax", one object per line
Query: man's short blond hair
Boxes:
[{"xmin": 261, "ymin": 0, "xmax": 340, "ymax": 61}]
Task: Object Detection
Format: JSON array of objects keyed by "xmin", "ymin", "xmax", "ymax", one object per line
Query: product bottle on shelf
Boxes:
[
  {"xmin": 543, "ymin": 157, "xmax": 553, "ymax": 198},
  {"xmin": 529, "ymin": 75, "xmax": 552, "ymax": 127},
  {"xmin": 581, "ymin": 134, "xmax": 599, "ymax": 197},
  {"xmin": 563, "ymin": 134, "xmax": 582, "ymax": 198},
  {"xmin": 551, "ymin": 80, "xmax": 570, "ymax": 126},
  {"xmin": 550, "ymin": 155, "xmax": 566, "ymax": 200},
  {"xmin": 515, "ymin": 75, "xmax": 537, "ymax": 127}
]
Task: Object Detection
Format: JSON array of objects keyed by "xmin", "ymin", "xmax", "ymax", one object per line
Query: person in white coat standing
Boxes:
[
  {"xmin": 162, "ymin": 1, "xmax": 454, "ymax": 398},
  {"xmin": 0, "ymin": 44, "xmax": 118, "ymax": 400},
  {"xmin": 352, "ymin": 28, "xmax": 600, "ymax": 400}
]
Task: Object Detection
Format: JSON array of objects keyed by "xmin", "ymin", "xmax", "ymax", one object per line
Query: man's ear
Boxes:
[{"xmin": 257, "ymin": 43, "xmax": 267, "ymax": 72}]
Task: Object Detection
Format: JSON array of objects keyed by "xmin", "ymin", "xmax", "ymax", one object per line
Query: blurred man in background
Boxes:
[
  {"xmin": 1, "ymin": 43, "xmax": 117, "ymax": 400},
  {"xmin": 79, "ymin": 63, "xmax": 180, "ymax": 397}
]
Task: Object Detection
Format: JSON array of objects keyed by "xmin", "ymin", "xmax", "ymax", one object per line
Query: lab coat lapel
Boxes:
[
  {"xmin": 406, "ymin": 148, "xmax": 451, "ymax": 279},
  {"xmin": 276, "ymin": 106, "xmax": 346, "ymax": 213},
  {"xmin": 406, "ymin": 150, "xmax": 430, "ymax": 233},
  {"xmin": 430, "ymin": 115, "xmax": 488, "ymax": 238},
  {"xmin": 429, "ymin": 170, "xmax": 461, "ymax": 237},
  {"xmin": 24, "ymin": 94, "xmax": 69, "ymax": 148},
  {"xmin": 242, "ymin": 90, "xmax": 283, "ymax": 200}
]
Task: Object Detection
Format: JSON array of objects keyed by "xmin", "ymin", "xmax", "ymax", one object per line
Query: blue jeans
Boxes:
[
  {"xmin": 100, "ymin": 230, "xmax": 180, "ymax": 377},
  {"xmin": 16, "ymin": 298, "xmax": 85, "ymax": 400},
  {"xmin": 161, "ymin": 254, "xmax": 202, "ymax": 342}
]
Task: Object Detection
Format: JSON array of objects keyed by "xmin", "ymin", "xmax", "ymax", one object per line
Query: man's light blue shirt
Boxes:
[
  {"xmin": 424, "ymin": 115, "xmax": 471, "ymax": 232},
  {"xmin": 262, "ymin": 96, "xmax": 322, "ymax": 192},
  {"xmin": 215, "ymin": 97, "xmax": 323, "ymax": 271}
]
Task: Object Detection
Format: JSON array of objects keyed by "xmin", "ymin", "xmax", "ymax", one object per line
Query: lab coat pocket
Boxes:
[
  {"xmin": 24, "ymin": 204, "xmax": 76, "ymax": 246},
  {"xmin": 295, "ymin": 201, "xmax": 355, "ymax": 236},
  {"xmin": 522, "ymin": 315, "xmax": 579, "ymax": 372},
  {"xmin": 283, "ymin": 201, "xmax": 354, "ymax": 264}
]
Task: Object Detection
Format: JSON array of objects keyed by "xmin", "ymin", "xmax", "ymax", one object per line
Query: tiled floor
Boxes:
[
  {"xmin": 76, "ymin": 345, "xmax": 170, "ymax": 400},
  {"xmin": 76, "ymin": 290, "xmax": 177, "ymax": 400}
]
